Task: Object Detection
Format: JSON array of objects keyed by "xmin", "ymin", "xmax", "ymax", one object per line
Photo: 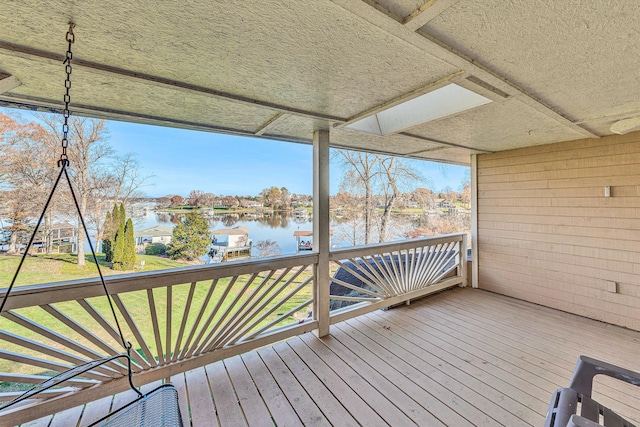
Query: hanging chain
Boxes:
[{"xmin": 58, "ymin": 22, "xmax": 75, "ymax": 168}]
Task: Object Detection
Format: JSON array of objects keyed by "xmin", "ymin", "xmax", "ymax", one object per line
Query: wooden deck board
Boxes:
[
  {"xmin": 297, "ymin": 334, "xmax": 416, "ymax": 427},
  {"xmin": 439, "ymin": 289, "xmax": 640, "ymax": 418},
  {"xmin": 285, "ymin": 336, "xmax": 393, "ymax": 426},
  {"xmin": 206, "ymin": 361, "xmax": 247, "ymax": 427},
  {"xmin": 327, "ymin": 323, "xmax": 452, "ymax": 426},
  {"xmin": 301, "ymin": 332, "xmax": 445, "ymax": 426},
  {"xmin": 364, "ymin": 308, "xmax": 548, "ymax": 423},
  {"xmin": 185, "ymin": 366, "xmax": 217, "ymax": 426},
  {"xmin": 223, "ymin": 355, "xmax": 273, "ymax": 427},
  {"xmin": 170, "ymin": 372, "xmax": 192, "ymax": 427},
  {"xmin": 271, "ymin": 340, "xmax": 360, "ymax": 427},
  {"xmin": 441, "ymin": 289, "xmax": 640, "ymax": 420},
  {"xmin": 256, "ymin": 345, "xmax": 330, "ymax": 426},
  {"xmin": 78, "ymin": 395, "xmax": 113, "ymax": 427},
  {"xmin": 48, "ymin": 405, "xmax": 83, "ymax": 427},
  {"xmin": 240, "ymin": 351, "xmax": 302, "ymax": 427},
  {"xmin": 43, "ymin": 288, "xmax": 640, "ymax": 427},
  {"xmin": 339, "ymin": 319, "xmax": 523, "ymax": 426}
]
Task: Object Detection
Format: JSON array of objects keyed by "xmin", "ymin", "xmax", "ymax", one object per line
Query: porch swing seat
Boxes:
[
  {"xmin": 0, "ymin": 353, "xmax": 183, "ymax": 427},
  {"xmin": 545, "ymin": 356, "xmax": 640, "ymax": 427},
  {"xmin": 89, "ymin": 384, "xmax": 182, "ymax": 427}
]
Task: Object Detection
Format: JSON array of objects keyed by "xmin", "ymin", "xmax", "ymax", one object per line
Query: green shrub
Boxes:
[{"xmin": 145, "ymin": 243, "xmax": 167, "ymax": 255}]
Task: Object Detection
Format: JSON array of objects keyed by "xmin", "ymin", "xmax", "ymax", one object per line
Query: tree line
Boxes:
[{"xmin": 158, "ymin": 187, "xmax": 312, "ymax": 210}]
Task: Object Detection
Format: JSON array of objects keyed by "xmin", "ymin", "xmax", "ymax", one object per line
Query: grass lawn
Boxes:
[
  {"xmin": 0, "ymin": 252, "xmax": 314, "ymax": 380},
  {"xmin": 0, "ymin": 253, "xmax": 189, "ymax": 287}
]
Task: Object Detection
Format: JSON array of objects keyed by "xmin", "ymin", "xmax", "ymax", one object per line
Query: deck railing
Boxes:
[
  {"xmin": 0, "ymin": 234, "xmax": 466, "ymax": 425},
  {"xmin": 329, "ymin": 233, "xmax": 467, "ymax": 323},
  {"xmin": 0, "ymin": 253, "xmax": 317, "ymax": 425}
]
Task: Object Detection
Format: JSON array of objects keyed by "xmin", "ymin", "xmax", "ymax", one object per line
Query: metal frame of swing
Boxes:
[{"xmin": 0, "ymin": 24, "xmax": 182, "ymax": 426}]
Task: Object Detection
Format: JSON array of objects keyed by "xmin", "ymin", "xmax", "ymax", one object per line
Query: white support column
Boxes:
[
  {"xmin": 460, "ymin": 233, "xmax": 468, "ymax": 287},
  {"xmin": 471, "ymin": 154, "xmax": 479, "ymax": 288},
  {"xmin": 313, "ymin": 129, "xmax": 331, "ymax": 337}
]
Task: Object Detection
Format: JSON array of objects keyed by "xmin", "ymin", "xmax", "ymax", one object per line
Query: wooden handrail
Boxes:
[
  {"xmin": 0, "ymin": 252, "xmax": 318, "ymax": 310},
  {"xmin": 0, "ymin": 235, "xmax": 466, "ymax": 425}
]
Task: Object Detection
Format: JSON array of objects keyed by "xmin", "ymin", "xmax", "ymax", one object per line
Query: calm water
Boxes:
[
  {"xmin": 136, "ymin": 209, "xmax": 422, "ymax": 258},
  {"xmin": 138, "ymin": 210, "xmax": 314, "ymax": 256}
]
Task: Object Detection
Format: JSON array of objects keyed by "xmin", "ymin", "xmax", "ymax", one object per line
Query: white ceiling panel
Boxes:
[{"xmin": 1, "ymin": 0, "xmax": 639, "ymax": 165}]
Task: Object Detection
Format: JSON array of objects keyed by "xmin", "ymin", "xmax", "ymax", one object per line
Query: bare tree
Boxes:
[
  {"xmin": 377, "ymin": 157, "xmax": 421, "ymax": 242},
  {"xmin": 0, "ymin": 113, "xmax": 59, "ymax": 253},
  {"xmin": 459, "ymin": 170, "xmax": 471, "ymax": 206},
  {"xmin": 255, "ymin": 239, "xmax": 281, "ymax": 257},
  {"xmin": 110, "ymin": 153, "xmax": 153, "ymax": 203},
  {"xmin": 280, "ymin": 187, "xmax": 291, "ymax": 210},
  {"xmin": 38, "ymin": 115, "xmax": 115, "ymax": 266},
  {"xmin": 333, "ymin": 151, "xmax": 381, "ymax": 244},
  {"xmin": 188, "ymin": 189, "xmax": 205, "ymax": 207},
  {"xmin": 200, "ymin": 192, "xmax": 216, "ymax": 207},
  {"xmin": 334, "ymin": 149, "xmax": 423, "ymax": 244}
]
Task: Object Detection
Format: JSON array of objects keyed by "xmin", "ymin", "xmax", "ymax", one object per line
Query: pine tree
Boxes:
[
  {"xmin": 122, "ymin": 218, "xmax": 136, "ymax": 270},
  {"xmin": 102, "ymin": 210, "xmax": 113, "ymax": 262},
  {"xmin": 167, "ymin": 211, "xmax": 210, "ymax": 261},
  {"xmin": 118, "ymin": 203, "xmax": 126, "ymax": 228},
  {"xmin": 112, "ymin": 218, "xmax": 125, "ymax": 270}
]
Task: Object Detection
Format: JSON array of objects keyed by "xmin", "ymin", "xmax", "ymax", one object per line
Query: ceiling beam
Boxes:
[
  {"xmin": 0, "ymin": 73, "xmax": 21, "ymax": 94},
  {"xmin": 0, "ymin": 94, "xmax": 290, "ymax": 141},
  {"xmin": 255, "ymin": 113, "xmax": 287, "ymax": 136},
  {"xmin": 399, "ymin": 132, "xmax": 492, "ymax": 153},
  {"xmin": 403, "ymin": 0, "xmax": 464, "ymax": 32},
  {"xmin": 0, "ymin": 42, "xmax": 347, "ymax": 124},
  {"xmin": 332, "ymin": 0, "xmax": 600, "ymax": 139}
]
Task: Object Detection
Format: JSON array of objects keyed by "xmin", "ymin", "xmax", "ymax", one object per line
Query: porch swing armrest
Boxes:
[
  {"xmin": 0, "ymin": 353, "xmax": 136, "ymax": 411},
  {"xmin": 568, "ymin": 355, "xmax": 640, "ymax": 397}
]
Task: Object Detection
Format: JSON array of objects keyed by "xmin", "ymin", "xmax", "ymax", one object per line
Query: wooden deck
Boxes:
[{"xmin": 20, "ymin": 287, "xmax": 640, "ymax": 426}]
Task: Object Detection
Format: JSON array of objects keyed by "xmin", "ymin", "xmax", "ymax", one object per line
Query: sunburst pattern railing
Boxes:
[
  {"xmin": 0, "ymin": 235, "xmax": 467, "ymax": 425},
  {"xmin": 0, "ymin": 253, "xmax": 317, "ymax": 424},
  {"xmin": 328, "ymin": 234, "xmax": 467, "ymax": 323}
]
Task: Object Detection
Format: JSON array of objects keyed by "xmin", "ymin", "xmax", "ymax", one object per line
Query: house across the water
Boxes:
[
  {"xmin": 134, "ymin": 225, "xmax": 173, "ymax": 250},
  {"xmin": 209, "ymin": 226, "xmax": 252, "ymax": 262}
]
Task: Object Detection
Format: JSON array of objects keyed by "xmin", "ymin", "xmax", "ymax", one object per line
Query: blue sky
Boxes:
[{"xmin": 3, "ymin": 108, "xmax": 469, "ymax": 197}]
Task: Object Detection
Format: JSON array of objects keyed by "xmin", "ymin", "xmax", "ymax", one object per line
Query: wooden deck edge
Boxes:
[{"xmin": 329, "ymin": 277, "xmax": 463, "ymax": 325}]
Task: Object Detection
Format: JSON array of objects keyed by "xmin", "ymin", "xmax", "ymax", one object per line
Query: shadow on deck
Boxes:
[{"xmin": 24, "ymin": 287, "xmax": 640, "ymax": 426}]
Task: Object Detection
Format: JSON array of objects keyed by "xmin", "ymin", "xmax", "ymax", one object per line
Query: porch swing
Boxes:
[{"xmin": 0, "ymin": 24, "xmax": 183, "ymax": 427}]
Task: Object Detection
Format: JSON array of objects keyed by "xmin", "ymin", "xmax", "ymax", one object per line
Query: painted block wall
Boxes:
[{"xmin": 477, "ymin": 131, "xmax": 640, "ymax": 330}]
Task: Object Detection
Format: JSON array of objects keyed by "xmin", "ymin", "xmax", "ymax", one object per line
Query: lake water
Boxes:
[{"xmin": 137, "ymin": 209, "xmax": 423, "ymax": 258}]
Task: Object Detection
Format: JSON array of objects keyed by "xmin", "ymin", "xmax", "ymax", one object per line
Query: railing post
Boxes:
[
  {"xmin": 471, "ymin": 154, "xmax": 479, "ymax": 288},
  {"xmin": 313, "ymin": 129, "xmax": 331, "ymax": 337},
  {"xmin": 460, "ymin": 233, "xmax": 468, "ymax": 287}
]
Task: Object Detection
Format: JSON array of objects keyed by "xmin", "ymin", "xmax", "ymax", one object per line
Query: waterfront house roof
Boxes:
[
  {"xmin": 294, "ymin": 230, "xmax": 333, "ymax": 237},
  {"xmin": 134, "ymin": 225, "xmax": 173, "ymax": 238},
  {"xmin": 211, "ymin": 226, "xmax": 249, "ymax": 236},
  {"xmin": 1, "ymin": 2, "xmax": 639, "ymax": 164}
]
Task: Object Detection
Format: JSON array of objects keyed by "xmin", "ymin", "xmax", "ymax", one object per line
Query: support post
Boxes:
[
  {"xmin": 313, "ymin": 129, "xmax": 331, "ymax": 337},
  {"xmin": 460, "ymin": 233, "xmax": 468, "ymax": 287},
  {"xmin": 471, "ymin": 154, "xmax": 479, "ymax": 288}
]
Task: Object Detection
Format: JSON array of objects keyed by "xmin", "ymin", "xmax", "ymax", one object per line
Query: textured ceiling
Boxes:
[{"xmin": 1, "ymin": 0, "xmax": 638, "ymax": 165}]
